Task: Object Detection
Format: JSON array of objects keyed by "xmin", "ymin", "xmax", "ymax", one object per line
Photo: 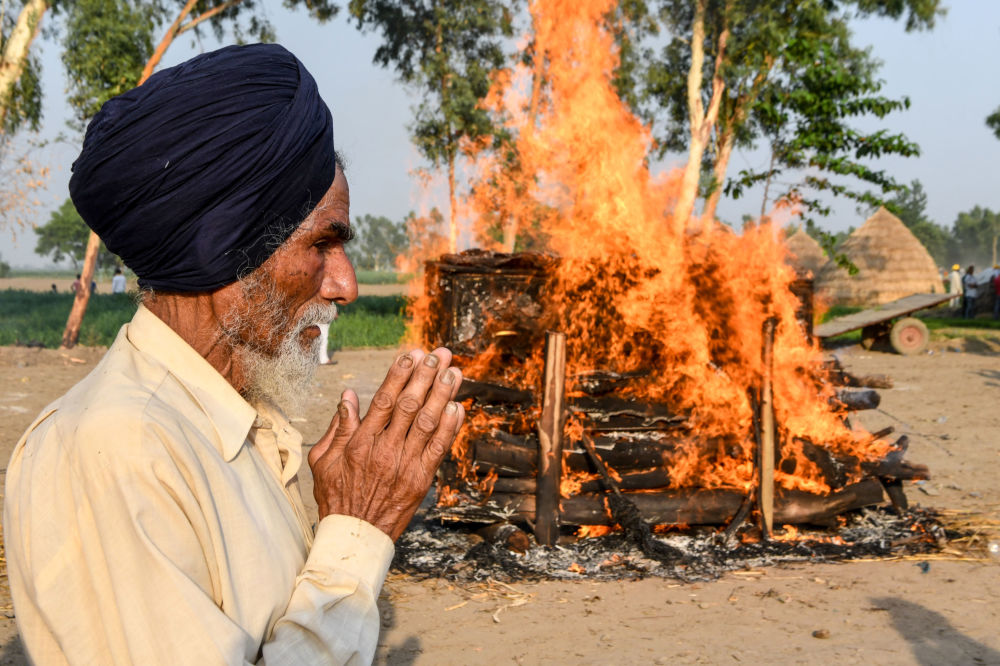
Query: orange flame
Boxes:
[{"xmin": 423, "ymin": 0, "xmax": 891, "ymax": 501}]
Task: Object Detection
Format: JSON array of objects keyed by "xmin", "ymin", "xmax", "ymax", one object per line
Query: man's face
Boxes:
[
  {"xmin": 221, "ymin": 168, "xmax": 358, "ymax": 353},
  {"xmin": 217, "ymin": 167, "xmax": 358, "ymax": 407}
]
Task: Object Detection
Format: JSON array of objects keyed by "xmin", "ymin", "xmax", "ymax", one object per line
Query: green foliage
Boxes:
[
  {"xmin": 353, "ymin": 269, "xmax": 409, "ymax": 284},
  {"xmin": 58, "ymin": 0, "xmax": 340, "ymax": 132},
  {"xmin": 349, "ymin": 0, "xmax": 512, "ymax": 170},
  {"xmin": 923, "ymin": 316, "xmax": 1000, "ymax": 332},
  {"xmin": 0, "ymin": 290, "xmax": 137, "ymax": 347},
  {"xmin": 0, "ymin": 6, "xmax": 44, "ymax": 134},
  {"xmin": 988, "ymin": 106, "xmax": 1000, "ymax": 141},
  {"xmin": 951, "ymin": 206, "xmax": 1000, "ymax": 269},
  {"xmin": 349, "ymin": 214, "xmax": 408, "ymax": 271},
  {"xmin": 0, "ymin": 254, "xmax": 10, "ymax": 278},
  {"xmin": 616, "ymin": 0, "xmax": 942, "ymax": 217},
  {"xmin": 819, "ymin": 304, "xmax": 862, "ymax": 322},
  {"xmin": 61, "ymin": 0, "xmax": 157, "ymax": 132},
  {"xmin": 0, "ymin": 291, "xmax": 407, "ymax": 349},
  {"xmin": 884, "ymin": 180, "xmax": 950, "ymax": 265},
  {"xmin": 329, "ymin": 295, "xmax": 408, "ymax": 349},
  {"xmin": 34, "ymin": 198, "xmax": 119, "ymax": 271}
]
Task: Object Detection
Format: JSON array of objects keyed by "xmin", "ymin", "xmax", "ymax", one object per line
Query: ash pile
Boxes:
[{"xmin": 393, "ymin": 507, "xmax": 948, "ymax": 583}]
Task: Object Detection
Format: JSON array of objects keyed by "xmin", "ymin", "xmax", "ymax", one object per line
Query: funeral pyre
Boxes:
[{"xmin": 394, "ymin": 0, "xmax": 941, "ymax": 577}]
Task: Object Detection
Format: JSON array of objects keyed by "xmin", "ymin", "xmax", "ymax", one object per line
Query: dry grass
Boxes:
[{"xmin": 816, "ymin": 207, "xmax": 944, "ymax": 307}]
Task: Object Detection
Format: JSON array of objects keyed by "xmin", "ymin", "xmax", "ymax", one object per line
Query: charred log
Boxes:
[
  {"xmin": 456, "ymin": 379, "xmax": 533, "ymax": 406},
  {"xmin": 833, "ymin": 388, "xmax": 881, "ymax": 411},
  {"xmin": 476, "ymin": 522, "xmax": 531, "ymax": 554},
  {"xmin": 436, "ymin": 479, "xmax": 886, "ymax": 527},
  {"xmin": 822, "ymin": 359, "xmax": 894, "ymax": 389},
  {"xmin": 571, "ymin": 369, "xmax": 650, "ymax": 395}
]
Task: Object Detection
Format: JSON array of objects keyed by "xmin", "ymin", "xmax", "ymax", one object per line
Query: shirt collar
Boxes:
[
  {"xmin": 126, "ymin": 305, "xmax": 256, "ymax": 461},
  {"xmin": 254, "ymin": 401, "xmax": 304, "ymax": 486}
]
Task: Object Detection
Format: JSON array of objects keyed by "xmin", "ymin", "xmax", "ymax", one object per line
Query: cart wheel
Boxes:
[
  {"xmin": 889, "ymin": 317, "xmax": 929, "ymax": 355},
  {"xmin": 860, "ymin": 324, "xmax": 888, "ymax": 350}
]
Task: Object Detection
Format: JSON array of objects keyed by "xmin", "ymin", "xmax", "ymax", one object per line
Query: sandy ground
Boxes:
[
  {"xmin": 0, "ymin": 335, "xmax": 998, "ymax": 665},
  {"xmin": 0, "ymin": 276, "xmax": 408, "ymax": 297}
]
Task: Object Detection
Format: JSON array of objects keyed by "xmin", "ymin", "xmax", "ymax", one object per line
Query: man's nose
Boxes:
[{"xmin": 321, "ymin": 253, "xmax": 358, "ymax": 304}]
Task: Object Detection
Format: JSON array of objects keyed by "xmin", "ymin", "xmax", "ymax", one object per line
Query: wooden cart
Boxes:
[{"xmin": 814, "ymin": 293, "xmax": 953, "ymax": 355}]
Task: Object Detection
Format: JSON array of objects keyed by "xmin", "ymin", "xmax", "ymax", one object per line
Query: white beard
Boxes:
[{"xmin": 240, "ymin": 302, "xmax": 338, "ymax": 414}]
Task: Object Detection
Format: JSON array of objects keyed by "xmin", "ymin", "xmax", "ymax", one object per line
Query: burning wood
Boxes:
[
  {"xmin": 424, "ymin": 251, "xmax": 930, "ymax": 542},
  {"xmin": 394, "ymin": 0, "xmax": 940, "ymax": 575}
]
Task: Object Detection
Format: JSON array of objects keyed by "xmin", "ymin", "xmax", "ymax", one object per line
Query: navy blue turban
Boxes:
[{"xmin": 69, "ymin": 43, "xmax": 335, "ymax": 292}]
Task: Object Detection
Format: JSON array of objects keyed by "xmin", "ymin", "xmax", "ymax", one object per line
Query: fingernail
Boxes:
[
  {"xmin": 424, "ymin": 354, "xmax": 440, "ymax": 368},
  {"xmin": 445, "ymin": 401, "xmax": 457, "ymax": 414},
  {"xmin": 398, "ymin": 354, "xmax": 413, "ymax": 368},
  {"xmin": 442, "ymin": 368, "xmax": 456, "ymax": 385},
  {"xmin": 339, "ymin": 402, "xmax": 349, "ymax": 418}
]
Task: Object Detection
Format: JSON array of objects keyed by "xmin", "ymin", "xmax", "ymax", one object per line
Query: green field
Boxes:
[{"xmin": 0, "ymin": 290, "xmax": 407, "ymax": 350}]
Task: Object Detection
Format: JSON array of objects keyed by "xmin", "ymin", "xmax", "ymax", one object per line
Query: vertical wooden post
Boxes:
[
  {"xmin": 758, "ymin": 317, "xmax": 778, "ymax": 538},
  {"xmin": 535, "ymin": 331, "xmax": 566, "ymax": 546}
]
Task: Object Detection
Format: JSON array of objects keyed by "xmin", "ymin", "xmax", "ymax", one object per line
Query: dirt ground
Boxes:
[{"xmin": 0, "ymin": 335, "xmax": 998, "ymax": 665}]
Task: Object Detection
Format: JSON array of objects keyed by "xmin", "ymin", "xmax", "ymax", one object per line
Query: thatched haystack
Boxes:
[
  {"xmin": 783, "ymin": 227, "xmax": 827, "ymax": 277},
  {"xmin": 815, "ymin": 207, "xmax": 943, "ymax": 307}
]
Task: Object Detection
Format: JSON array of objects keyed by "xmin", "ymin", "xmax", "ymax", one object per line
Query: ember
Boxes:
[{"xmin": 404, "ymin": 0, "xmax": 931, "ymax": 554}]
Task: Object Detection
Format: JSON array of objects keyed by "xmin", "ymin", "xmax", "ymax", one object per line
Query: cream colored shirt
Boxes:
[{"xmin": 4, "ymin": 306, "xmax": 394, "ymax": 665}]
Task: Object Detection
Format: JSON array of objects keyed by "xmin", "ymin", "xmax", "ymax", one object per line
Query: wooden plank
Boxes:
[
  {"xmin": 759, "ymin": 318, "xmax": 777, "ymax": 537},
  {"xmin": 535, "ymin": 331, "xmax": 567, "ymax": 546},
  {"xmin": 814, "ymin": 292, "xmax": 953, "ymax": 338}
]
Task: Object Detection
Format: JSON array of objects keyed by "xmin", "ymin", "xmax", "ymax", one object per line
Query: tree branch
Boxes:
[
  {"xmin": 177, "ymin": 0, "xmax": 245, "ymax": 36},
  {"xmin": 139, "ymin": 0, "xmax": 200, "ymax": 84}
]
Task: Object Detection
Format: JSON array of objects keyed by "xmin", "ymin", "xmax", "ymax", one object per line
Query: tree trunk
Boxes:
[
  {"xmin": 759, "ymin": 144, "xmax": 777, "ymax": 219},
  {"xmin": 0, "ymin": 0, "xmax": 49, "ymax": 128},
  {"xmin": 60, "ymin": 232, "xmax": 101, "ymax": 348},
  {"xmin": 447, "ymin": 152, "xmax": 458, "ymax": 253},
  {"xmin": 673, "ymin": 0, "xmax": 727, "ymax": 235},
  {"xmin": 60, "ymin": 0, "xmax": 246, "ymax": 348},
  {"xmin": 701, "ymin": 126, "xmax": 734, "ymax": 223}
]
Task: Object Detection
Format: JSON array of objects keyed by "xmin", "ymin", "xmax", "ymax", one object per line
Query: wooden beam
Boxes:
[
  {"xmin": 759, "ymin": 317, "xmax": 778, "ymax": 537},
  {"xmin": 535, "ymin": 331, "xmax": 567, "ymax": 546},
  {"xmin": 434, "ymin": 481, "xmax": 886, "ymax": 527}
]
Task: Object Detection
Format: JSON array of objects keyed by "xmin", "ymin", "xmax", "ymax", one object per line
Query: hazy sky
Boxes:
[{"xmin": 2, "ymin": 3, "xmax": 998, "ymax": 268}]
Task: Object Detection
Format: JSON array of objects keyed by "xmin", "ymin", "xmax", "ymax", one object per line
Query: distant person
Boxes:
[
  {"xmin": 962, "ymin": 265, "xmax": 978, "ymax": 319},
  {"xmin": 993, "ymin": 268, "xmax": 1000, "ymax": 320},
  {"xmin": 111, "ymin": 267, "xmax": 127, "ymax": 294},
  {"xmin": 50, "ymin": 284, "xmax": 57, "ymax": 294},
  {"xmin": 89, "ymin": 279, "xmax": 97, "ymax": 294},
  {"xmin": 70, "ymin": 274, "xmax": 82, "ymax": 294},
  {"xmin": 948, "ymin": 264, "xmax": 962, "ymax": 309}
]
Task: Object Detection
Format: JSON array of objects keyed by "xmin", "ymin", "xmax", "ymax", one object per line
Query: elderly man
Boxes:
[{"xmin": 4, "ymin": 44, "xmax": 464, "ymax": 664}]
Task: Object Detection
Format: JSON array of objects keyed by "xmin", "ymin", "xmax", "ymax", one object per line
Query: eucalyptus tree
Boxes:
[
  {"xmin": 616, "ymin": 0, "xmax": 942, "ymax": 229},
  {"xmin": 0, "ymin": 1, "xmax": 49, "ymax": 233},
  {"xmin": 349, "ymin": 0, "xmax": 513, "ymax": 253}
]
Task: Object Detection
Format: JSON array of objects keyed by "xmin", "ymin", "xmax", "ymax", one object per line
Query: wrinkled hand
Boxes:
[{"xmin": 307, "ymin": 348, "xmax": 465, "ymax": 541}]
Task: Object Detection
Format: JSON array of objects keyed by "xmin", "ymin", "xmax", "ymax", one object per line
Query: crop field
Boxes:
[{"xmin": 0, "ymin": 290, "xmax": 407, "ymax": 350}]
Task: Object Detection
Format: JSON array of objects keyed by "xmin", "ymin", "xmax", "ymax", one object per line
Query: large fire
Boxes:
[{"xmin": 408, "ymin": 0, "xmax": 892, "ymax": 499}]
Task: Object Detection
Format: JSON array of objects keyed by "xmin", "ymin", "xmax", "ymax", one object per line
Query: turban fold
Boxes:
[{"xmin": 69, "ymin": 43, "xmax": 335, "ymax": 292}]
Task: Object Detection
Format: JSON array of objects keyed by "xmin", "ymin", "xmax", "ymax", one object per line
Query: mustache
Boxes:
[{"xmin": 294, "ymin": 302, "xmax": 338, "ymax": 330}]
